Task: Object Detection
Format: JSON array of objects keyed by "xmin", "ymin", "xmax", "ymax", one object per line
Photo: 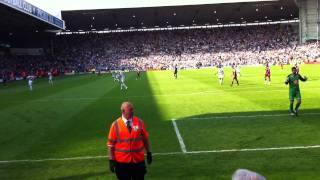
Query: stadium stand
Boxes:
[
  {"xmin": 53, "ymin": 24, "xmax": 319, "ymax": 71},
  {"xmin": 0, "ymin": 0, "xmax": 319, "ymax": 81},
  {"xmin": 0, "ymin": 0, "xmax": 64, "ymax": 82}
]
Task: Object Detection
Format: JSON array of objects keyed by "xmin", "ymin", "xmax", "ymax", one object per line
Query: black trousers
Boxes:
[{"xmin": 115, "ymin": 161, "xmax": 147, "ymax": 180}]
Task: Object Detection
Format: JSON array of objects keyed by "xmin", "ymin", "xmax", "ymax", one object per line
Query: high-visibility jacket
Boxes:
[{"xmin": 107, "ymin": 116, "xmax": 149, "ymax": 163}]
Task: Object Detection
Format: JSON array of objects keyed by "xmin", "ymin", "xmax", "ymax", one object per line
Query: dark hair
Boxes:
[{"xmin": 292, "ymin": 67, "xmax": 296, "ymax": 70}]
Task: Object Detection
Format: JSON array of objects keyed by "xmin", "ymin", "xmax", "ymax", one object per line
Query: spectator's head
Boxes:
[{"xmin": 232, "ymin": 169, "xmax": 266, "ymax": 180}]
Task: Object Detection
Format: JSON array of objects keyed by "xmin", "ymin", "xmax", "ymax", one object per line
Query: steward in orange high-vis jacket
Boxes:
[{"xmin": 107, "ymin": 102, "xmax": 152, "ymax": 180}]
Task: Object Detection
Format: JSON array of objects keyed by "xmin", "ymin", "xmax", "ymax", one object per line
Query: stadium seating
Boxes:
[{"xmin": 1, "ymin": 24, "xmax": 319, "ymax": 80}]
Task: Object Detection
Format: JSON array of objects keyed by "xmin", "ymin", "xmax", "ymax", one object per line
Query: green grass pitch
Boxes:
[{"xmin": 0, "ymin": 65, "xmax": 320, "ymax": 180}]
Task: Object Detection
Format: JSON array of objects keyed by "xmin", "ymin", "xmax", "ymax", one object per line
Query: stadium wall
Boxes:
[{"xmin": 297, "ymin": 0, "xmax": 320, "ymax": 43}]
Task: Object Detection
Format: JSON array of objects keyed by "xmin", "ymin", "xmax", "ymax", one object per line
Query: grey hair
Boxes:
[
  {"xmin": 232, "ymin": 169, "xmax": 266, "ymax": 180},
  {"xmin": 121, "ymin": 102, "xmax": 133, "ymax": 111}
]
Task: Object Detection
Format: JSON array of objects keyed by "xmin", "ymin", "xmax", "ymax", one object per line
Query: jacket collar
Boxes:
[{"xmin": 122, "ymin": 115, "xmax": 132, "ymax": 125}]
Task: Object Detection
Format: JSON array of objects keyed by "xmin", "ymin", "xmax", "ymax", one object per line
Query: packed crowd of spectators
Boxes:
[
  {"xmin": 0, "ymin": 54, "xmax": 66, "ymax": 81},
  {"xmin": 1, "ymin": 24, "xmax": 319, "ymax": 81},
  {"xmin": 54, "ymin": 24, "xmax": 319, "ymax": 70}
]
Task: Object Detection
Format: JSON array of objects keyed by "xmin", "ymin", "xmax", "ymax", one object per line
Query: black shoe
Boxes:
[{"xmin": 294, "ymin": 109, "xmax": 298, "ymax": 117}]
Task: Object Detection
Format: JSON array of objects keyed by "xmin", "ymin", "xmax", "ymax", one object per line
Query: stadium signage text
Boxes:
[{"xmin": 0, "ymin": 0, "xmax": 64, "ymax": 29}]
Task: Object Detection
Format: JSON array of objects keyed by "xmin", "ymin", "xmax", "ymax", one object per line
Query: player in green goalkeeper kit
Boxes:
[{"xmin": 285, "ymin": 66, "xmax": 307, "ymax": 116}]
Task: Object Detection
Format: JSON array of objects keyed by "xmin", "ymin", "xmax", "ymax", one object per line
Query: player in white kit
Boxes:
[
  {"xmin": 27, "ymin": 75, "xmax": 35, "ymax": 91},
  {"xmin": 112, "ymin": 71, "xmax": 117, "ymax": 82},
  {"xmin": 120, "ymin": 71, "xmax": 128, "ymax": 90},
  {"xmin": 217, "ymin": 66, "xmax": 224, "ymax": 85},
  {"xmin": 115, "ymin": 71, "xmax": 121, "ymax": 82},
  {"xmin": 48, "ymin": 72, "xmax": 53, "ymax": 85},
  {"xmin": 236, "ymin": 65, "xmax": 241, "ymax": 77}
]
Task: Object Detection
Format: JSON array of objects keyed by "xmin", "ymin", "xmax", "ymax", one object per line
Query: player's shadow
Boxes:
[{"xmin": 49, "ymin": 171, "xmax": 106, "ymax": 180}]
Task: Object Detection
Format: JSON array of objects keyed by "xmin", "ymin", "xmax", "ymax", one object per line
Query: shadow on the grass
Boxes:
[
  {"xmin": 49, "ymin": 171, "xmax": 106, "ymax": 180},
  {"xmin": 0, "ymin": 74, "xmax": 103, "ymax": 111},
  {"xmin": 7, "ymin": 72, "xmax": 178, "ymax": 179}
]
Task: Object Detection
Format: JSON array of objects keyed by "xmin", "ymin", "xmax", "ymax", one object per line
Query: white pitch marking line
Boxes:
[
  {"xmin": 181, "ymin": 112, "xmax": 320, "ymax": 121},
  {"xmin": 1, "ymin": 145, "xmax": 320, "ymax": 164},
  {"xmin": 171, "ymin": 119, "xmax": 187, "ymax": 153},
  {"xmin": 185, "ymin": 145, "xmax": 320, "ymax": 154}
]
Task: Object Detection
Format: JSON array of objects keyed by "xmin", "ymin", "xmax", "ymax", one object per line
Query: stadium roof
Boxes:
[
  {"xmin": 0, "ymin": 0, "xmax": 64, "ymax": 35},
  {"xmin": 61, "ymin": 0, "xmax": 298, "ymax": 32}
]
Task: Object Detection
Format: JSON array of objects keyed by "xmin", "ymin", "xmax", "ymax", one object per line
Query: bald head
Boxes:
[{"xmin": 121, "ymin": 102, "xmax": 134, "ymax": 120}]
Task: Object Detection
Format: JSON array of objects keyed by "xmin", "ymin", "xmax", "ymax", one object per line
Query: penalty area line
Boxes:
[
  {"xmin": 180, "ymin": 112, "xmax": 320, "ymax": 121},
  {"xmin": 1, "ymin": 145, "xmax": 320, "ymax": 164},
  {"xmin": 171, "ymin": 119, "xmax": 187, "ymax": 153}
]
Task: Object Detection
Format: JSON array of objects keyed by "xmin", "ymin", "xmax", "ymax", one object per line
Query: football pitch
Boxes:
[{"xmin": 0, "ymin": 65, "xmax": 320, "ymax": 180}]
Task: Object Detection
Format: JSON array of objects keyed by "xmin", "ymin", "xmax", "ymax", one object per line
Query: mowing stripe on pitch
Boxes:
[
  {"xmin": 171, "ymin": 119, "xmax": 187, "ymax": 153},
  {"xmin": 0, "ymin": 156, "xmax": 107, "ymax": 163},
  {"xmin": 180, "ymin": 112, "xmax": 320, "ymax": 121},
  {"xmin": 1, "ymin": 145, "xmax": 320, "ymax": 164},
  {"xmin": 9, "ymin": 87, "xmax": 320, "ymax": 103}
]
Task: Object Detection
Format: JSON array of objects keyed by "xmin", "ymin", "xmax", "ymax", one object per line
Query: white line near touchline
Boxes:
[
  {"xmin": 171, "ymin": 119, "xmax": 187, "ymax": 153},
  {"xmin": 180, "ymin": 112, "xmax": 320, "ymax": 120},
  {"xmin": 1, "ymin": 145, "xmax": 320, "ymax": 164}
]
